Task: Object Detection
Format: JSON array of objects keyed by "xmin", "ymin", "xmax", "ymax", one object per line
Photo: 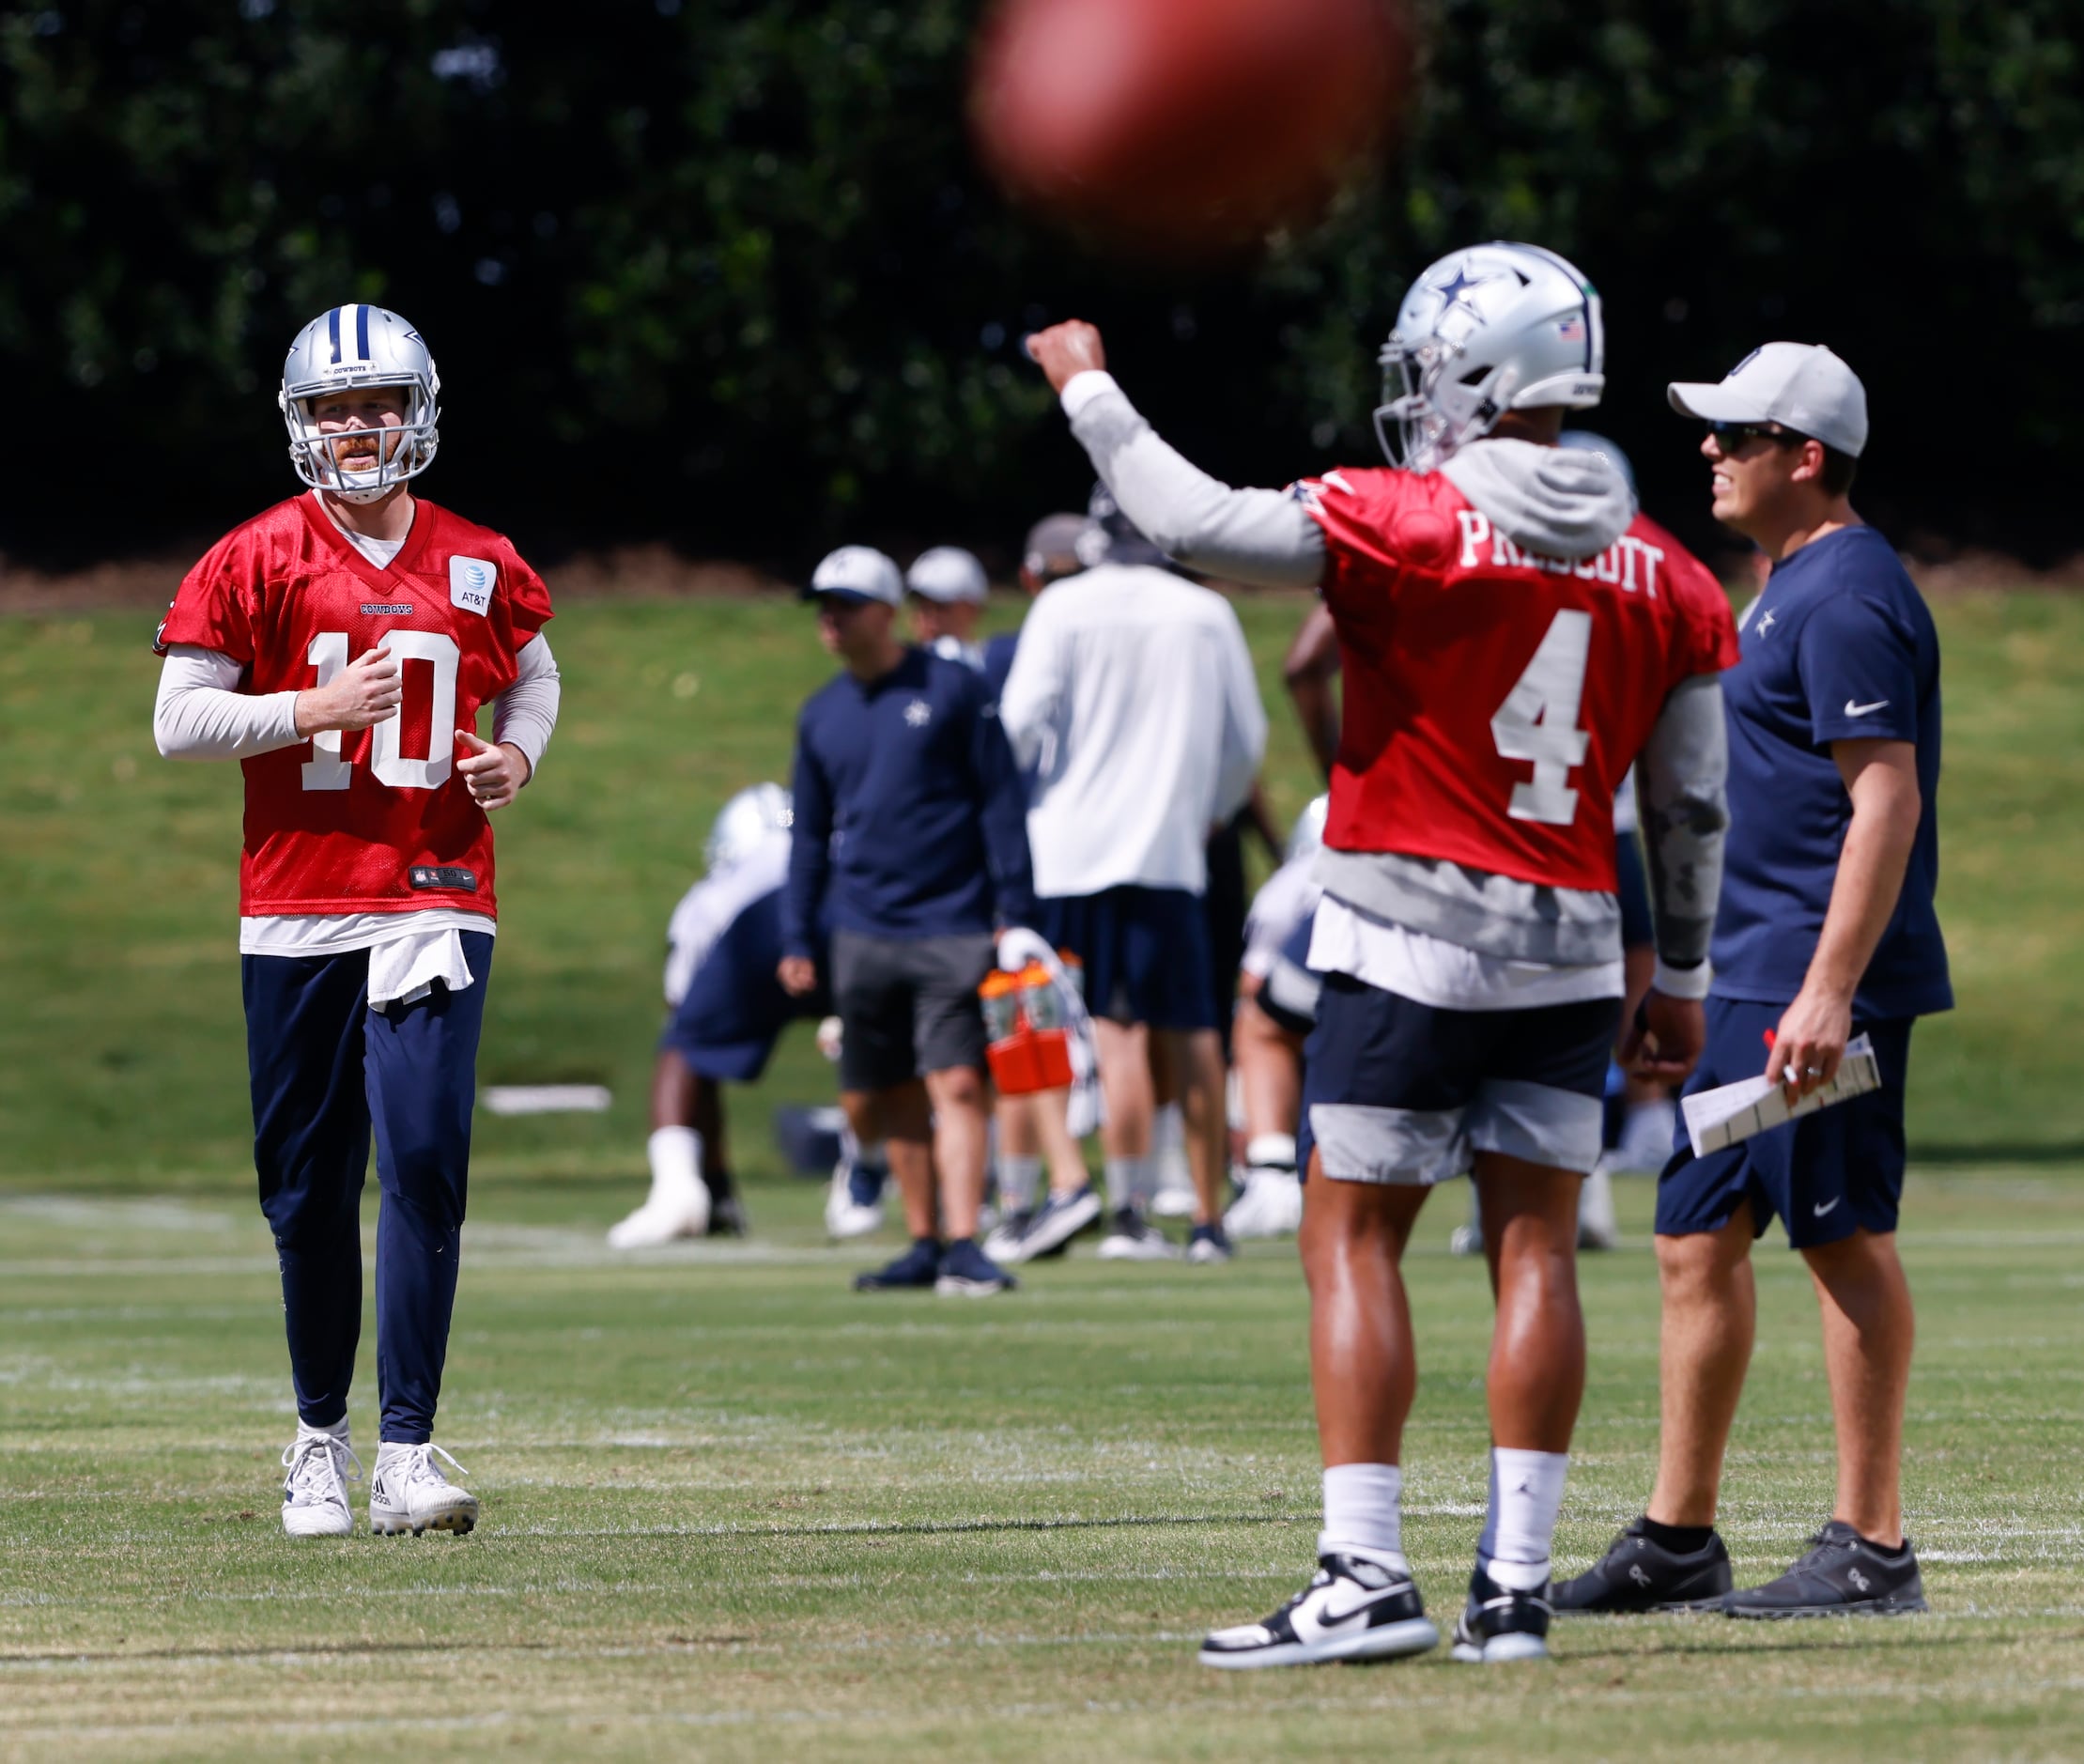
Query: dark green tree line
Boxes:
[{"xmin": 1, "ymin": 0, "xmax": 2076, "ymax": 565}]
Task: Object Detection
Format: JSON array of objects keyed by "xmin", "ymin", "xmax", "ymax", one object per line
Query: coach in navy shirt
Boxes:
[
  {"xmin": 1561, "ymin": 345, "xmax": 1947, "ymax": 1622},
  {"xmin": 780, "ymin": 545, "xmax": 1035, "ymax": 1297}
]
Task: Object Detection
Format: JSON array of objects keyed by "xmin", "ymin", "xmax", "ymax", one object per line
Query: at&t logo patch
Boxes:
[{"xmin": 449, "ymin": 556, "xmax": 496, "ymax": 615}]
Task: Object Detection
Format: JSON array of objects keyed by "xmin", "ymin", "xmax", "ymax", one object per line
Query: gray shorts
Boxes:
[{"xmin": 829, "ymin": 929, "xmax": 995, "ymax": 1092}]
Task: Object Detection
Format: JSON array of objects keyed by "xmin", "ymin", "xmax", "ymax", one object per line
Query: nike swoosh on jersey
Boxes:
[
  {"xmin": 1814, "ymin": 1197, "xmax": 1842, "ymax": 1216},
  {"xmin": 1844, "ymin": 698, "xmax": 1891, "ymax": 717}
]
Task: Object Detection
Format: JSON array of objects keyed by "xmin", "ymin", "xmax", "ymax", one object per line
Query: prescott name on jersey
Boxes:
[{"xmin": 1300, "ymin": 466, "xmax": 1739, "ymax": 895}]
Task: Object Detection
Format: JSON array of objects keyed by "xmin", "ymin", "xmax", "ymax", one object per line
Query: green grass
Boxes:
[
  {"xmin": 3, "ymin": 588, "xmax": 2083, "ymax": 1191},
  {"xmin": 5, "ymin": 1174, "xmax": 2084, "ymax": 1759},
  {"xmin": 4, "ymin": 585, "xmax": 2084, "ymax": 1756}
]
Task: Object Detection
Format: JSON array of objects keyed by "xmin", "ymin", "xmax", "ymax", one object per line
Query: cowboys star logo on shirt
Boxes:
[{"xmin": 903, "ymin": 698, "xmax": 932, "ymax": 729}]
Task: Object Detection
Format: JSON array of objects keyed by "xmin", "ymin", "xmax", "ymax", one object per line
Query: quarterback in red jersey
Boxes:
[
  {"xmin": 1030, "ymin": 240, "xmax": 1737, "ymax": 1665},
  {"xmin": 152, "ymin": 304, "xmax": 560, "ymax": 1540}
]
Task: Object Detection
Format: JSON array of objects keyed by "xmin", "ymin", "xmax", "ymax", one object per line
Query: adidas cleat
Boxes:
[
  {"xmin": 369, "ymin": 1442, "xmax": 478, "ymax": 1537},
  {"xmin": 280, "ymin": 1429, "xmax": 361, "ymax": 1540}
]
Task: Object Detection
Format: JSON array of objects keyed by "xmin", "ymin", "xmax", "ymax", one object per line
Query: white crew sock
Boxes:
[
  {"xmin": 646, "ymin": 1126, "xmax": 703, "ymax": 1202},
  {"xmin": 297, "ymin": 1415, "xmax": 349, "ymax": 1444},
  {"xmin": 1104, "ymin": 1155, "xmax": 1148, "ymax": 1212},
  {"xmin": 998, "ymin": 1153, "xmax": 1043, "ymax": 1213},
  {"xmin": 1319, "ymin": 1462, "xmax": 1405, "ymax": 1571},
  {"xmin": 1477, "ymin": 1447, "xmax": 1569, "ymax": 1590}
]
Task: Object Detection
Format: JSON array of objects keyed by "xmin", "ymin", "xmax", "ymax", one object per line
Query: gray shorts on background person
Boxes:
[{"xmin": 829, "ymin": 928, "xmax": 996, "ymax": 1091}]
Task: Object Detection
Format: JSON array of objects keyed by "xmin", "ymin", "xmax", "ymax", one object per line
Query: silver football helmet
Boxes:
[
  {"xmin": 705, "ymin": 782, "xmax": 793, "ymax": 875},
  {"xmin": 1375, "ymin": 242, "xmax": 1605, "ymax": 475},
  {"xmin": 278, "ymin": 304, "xmax": 441, "ymax": 503}
]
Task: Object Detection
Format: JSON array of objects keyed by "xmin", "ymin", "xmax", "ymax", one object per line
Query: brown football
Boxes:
[{"xmin": 970, "ymin": 0, "xmax": 1411, "ymax": 257}]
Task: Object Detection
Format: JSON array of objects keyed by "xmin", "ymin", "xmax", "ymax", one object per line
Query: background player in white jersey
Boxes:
[
  {"xmin": 152, "ymin": 305, "xmax": 561, "ymax": 1540},
  {"xmin": 608, "ymin": 783, "xmax": 835, "ymax": 1248},
  {"xmin": 1028, "ymin": 240, "xmax": 1737, "ymax": 1663},
  {"xmin": 1224, "ymin": 795, "xmax": 1328, "ymax": 1241}
]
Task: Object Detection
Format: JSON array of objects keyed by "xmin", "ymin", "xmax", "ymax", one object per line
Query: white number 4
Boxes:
[
  {"xmin": 300, "ymin": 629, "xmax": 461, "ymax": 793},
  {"xmin": 1490, "ymin": 610, "xmax": 1591, "ymax": 826}
]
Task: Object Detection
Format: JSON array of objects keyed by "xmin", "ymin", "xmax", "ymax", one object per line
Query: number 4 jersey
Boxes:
[
  {"xmin": 1299, "ymin": 463, "xmax": 1738, "ymax": 893},
  {"xmin": 156, "ymin": 493, "xmax": 554, "ymax": 919}
]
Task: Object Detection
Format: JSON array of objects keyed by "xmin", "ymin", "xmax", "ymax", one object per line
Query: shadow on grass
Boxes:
[{"xmin": 1912, "ymin": 1143, "xmax": 2084, "ymax": 1166}]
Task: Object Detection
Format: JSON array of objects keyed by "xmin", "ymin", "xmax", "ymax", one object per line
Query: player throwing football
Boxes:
[
  {"xmin": 152, "ymin": 305, "xmax": 560, "ymax": 1540},
  {"xmin": 1029, "ymin": 241, "xmax": 1738, "ymax": 1663}
]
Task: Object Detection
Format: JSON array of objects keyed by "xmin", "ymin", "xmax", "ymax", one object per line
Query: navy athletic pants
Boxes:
[{"xmin": 242, "ymin": 933, "xmax": 492, "ymax": 1444}]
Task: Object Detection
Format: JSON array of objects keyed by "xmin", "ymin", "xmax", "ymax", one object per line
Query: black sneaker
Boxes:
[
  {"xmin": 1722, "ymin": 1521, "xmax": 1927, "ymax": 1618},
  {"xmin": 1449, "ymin": 1563, "xmax": 1553, "ymax": 1663},
  {"xmin": 934, "ymin": 1237, "xmax": 1016, "ymax": 1297},
  {"xmin": 984, "ymin": 1184, "xmax": 1102, "ymax": 1264},
  {"xmin": 1198, "ymin": 1553, "xmax": 1438, "ymax": 1669},
  {"xmin": 853, "ymin": 1238, "xmax": 941, "ymax": 1292},
  {"xmin": 1553, "ymin": 1517, "xmax": 1735, "ymax": 1614},
  {"xmin": 1186, "ymin": 1222, "xmax": 1234, "ymax": 1264}
]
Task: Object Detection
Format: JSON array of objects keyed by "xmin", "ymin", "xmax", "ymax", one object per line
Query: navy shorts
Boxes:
[
  {"xmin": 659, "ymin": 892, "xmax": 823, "ymax": 1082},
  {"xmin": 1615, "ymin": 832, "xmax": 1654, "ymax": 952},
  {"xmin": 1297, "ymin": 972, "xmax": 1620, "ymax": 1184},
  {"xmin": 1656, "ymin": 997, "xmax": 1914, "ymax": 1248},
  {"xmin": 1035, "ymin": 884, "xmax": 1218, "ymax": 1031}
]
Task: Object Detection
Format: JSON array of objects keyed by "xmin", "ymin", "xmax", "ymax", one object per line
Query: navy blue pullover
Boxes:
[{"xmin": 784, "ymin": 646, "xmax": 1036, "ymax": 955}]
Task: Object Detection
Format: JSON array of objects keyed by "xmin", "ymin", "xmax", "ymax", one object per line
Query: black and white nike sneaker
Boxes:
[
  {"xmin": 1449, "ymin": 1564, "xmax": 1553, "ymax": 1663},
  {"xmin": 1722, "ymin": 1521, "xmax": 1927, "ymax": 1618},
  {"xmin": 1552, "ymin": 1517, "xmax": 1735, "ymax": 1614},
  {"xmin": 1198, "ymin": 1554, "xmax": 1438, "ymax": 1669}
]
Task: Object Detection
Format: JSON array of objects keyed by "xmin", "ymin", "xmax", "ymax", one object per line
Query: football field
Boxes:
[{"xmin": 6, "ymin": 588, "xmax": 2084, "ymax": 1757}]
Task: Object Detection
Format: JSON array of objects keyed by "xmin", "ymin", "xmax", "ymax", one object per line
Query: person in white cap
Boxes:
[
  {"xmin": 1559, "ymin": 343, "xmax": 1950, "ymax": 1620},
  {"xmin": 905, "ymin": 546, "xmax": 991, "ymax": 670},
  {"xmin": 780, "ymin": 546, "xmax": 1037, "ymax": 1297}
]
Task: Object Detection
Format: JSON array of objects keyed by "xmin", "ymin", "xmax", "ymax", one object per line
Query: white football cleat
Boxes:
[
  {"xmin": 280, "ymin": 1429, "xmax": 361, "ymax": 1539},
  {"xmin": 1226, "ymin": 1168, "xmax": 1303, "ymax": 1240},
  {"xmin": 607, "ymin": 1177, "xmax": 711, "ymax": 1249},
  {"xmin": 370, "ymin": 1442, "xmax": 478, "ymax": 1537},
  {"xmin": 825, "ymin": 1169, "xmax": 886, "ymax": 1241}
]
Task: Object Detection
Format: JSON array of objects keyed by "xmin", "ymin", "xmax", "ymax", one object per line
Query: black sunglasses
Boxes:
[{"xmin": 1706, "ymin": 421, "xmax": 1806, "ymax": 452}]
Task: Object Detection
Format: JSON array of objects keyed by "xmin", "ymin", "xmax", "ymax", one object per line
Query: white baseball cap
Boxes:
[
  {"xmin": 905, "ymin": 546, "xmax": 988, "ymax": 604},
  {"xmin": 806, "ymin": 545, "xmax": 903, "ymax": 606},
  {"xmin": 1667, "ymin": 342, "xmax": 1868, "ymax": 458}
]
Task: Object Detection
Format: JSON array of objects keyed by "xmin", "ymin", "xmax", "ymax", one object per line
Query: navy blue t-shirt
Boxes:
[
  {"xmin": 1711, "ymin": 526, "xmax": 1952, "ymax": 1019},
  {"xmin": 783, "ymin": 646, "xmax": 1035, "ymax": 953}
]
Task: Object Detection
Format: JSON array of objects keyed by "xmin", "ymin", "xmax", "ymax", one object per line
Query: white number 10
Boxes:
[
  {"xmin": 300, "ymin": 630, "xmax": 461, "ymax": 793},
  {"xmin": 1490, "ymin": 610, "xmax": 1592, "ymax": 826}
]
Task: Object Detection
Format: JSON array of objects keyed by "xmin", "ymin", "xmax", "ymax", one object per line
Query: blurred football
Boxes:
[{"xmin": 969, "ymin": 0, "xmax": 1410, "ymax": 257}]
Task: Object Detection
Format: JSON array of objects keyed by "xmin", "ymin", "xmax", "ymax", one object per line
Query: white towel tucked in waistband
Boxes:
[{"xmin": 366, "ymin": 926, "xmax": 476, "ymax": 1013}]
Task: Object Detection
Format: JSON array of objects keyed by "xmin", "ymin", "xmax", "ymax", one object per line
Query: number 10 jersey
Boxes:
[
  {"xmin": 157, "ymin": 493, "xmax": 555, "ymax": 920},
  {"xmin": 1298, "ymin": 464, "xmax": 1738, "ymax": 895}
]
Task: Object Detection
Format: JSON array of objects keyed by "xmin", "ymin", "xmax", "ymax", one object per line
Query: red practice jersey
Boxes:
[
  {"xmin": 157, "ymin": 494, "xmax": 554, "ymax": 918},
  {"xmin": 1300, "ymin": 466, "xmax": 1739, "ymax": 893}
]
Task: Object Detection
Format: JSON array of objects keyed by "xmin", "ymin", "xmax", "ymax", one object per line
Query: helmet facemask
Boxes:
[
  {"xmin": 281, "ymin": 375, "xmax": 440, "ymax": 504},
  {"xmin": 1373, "ymin": 333, "xmax": 1521, "ymax": 477},
  {"xmin": 1371, "ymin": 242, "xmax": 1607, "ymax": 475}
]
